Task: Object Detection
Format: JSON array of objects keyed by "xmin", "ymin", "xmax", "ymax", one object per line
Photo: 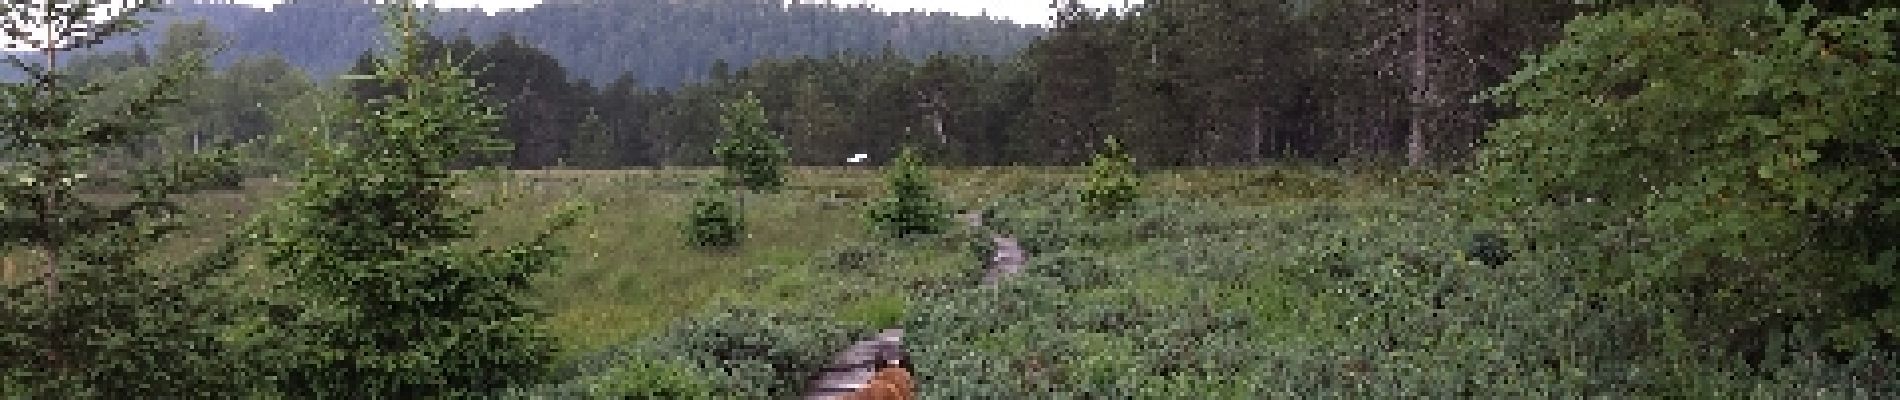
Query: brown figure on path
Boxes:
[
  {"xmin": 841, "ymin": 358, "xmax": 914, "ymax": 400},
  {"xmin": 807, "ymin": 329, "xmax": 912, "ymax": 400}
]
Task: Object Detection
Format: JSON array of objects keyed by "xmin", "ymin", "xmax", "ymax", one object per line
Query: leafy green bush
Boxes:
[
  {"xmin": 903, "ymin": 271, "xmax": 1279, "ymax": 398},
  {"xmin": 1474, "ymin": 2, "xmax": 1900, "ymax": 354},
  {"xmin": 0, "ymin": 262, "xmax": 267, "ymax": 397},
  {"xmin": 905, "ymin": 190, "xmax": 1899, "ymax": 397},
  {"xmin": 683, "ymin": 182, "xmax": 745, "ymax": 248},
  {"xmin": 818, "ymin": 241, "xmax": 890, "ymax": 273},
  {"xmin": 866, "ymin": 146, "xmax": 950, "ymax": 239},
  {"xmin": 641, "ymin": 305, "xmax": 872, "ymax": 398},
  {"xmin": 1017, "ymin": 252, "xmax": 1120, "ymax": 291},
  {"xmin": 1081, "ymin": 135, "xmax": 1139, "ymax": 216},
  {"xmin": 507, "ymin": 354, "xmax": 720, "ymax": 399}
]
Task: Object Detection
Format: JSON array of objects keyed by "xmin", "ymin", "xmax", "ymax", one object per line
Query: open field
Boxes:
[
  {"xmin": 460, "ymin": 166, "xmax": 1432, "ymax": 355},
  {"xmin": 2, "ymin": 166, "xmax": 1416, "ymax": 358},
  {"xmin": 11, "ymin": 165, "xmax": 1886, "ymax": 397}
]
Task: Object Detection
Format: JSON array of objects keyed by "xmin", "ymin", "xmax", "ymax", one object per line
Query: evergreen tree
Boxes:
[
  {"xmin": 866, "ymin": 146, "xmax": 948, "ymax": 238},
  {"xmin": 712, "ymin": 90, "xmax": 789, "ymax": 193},
  {"xmin": 683, "ymin": 179, "xmax": 745, "ymax": 249},
  {"xmin": 0, "ymin": 0, "xmax": 256, "ymax": 396},
  {"xmin": 567, "ymin": 107, "xmax": 617, "ymax": 169},
  {"xmin": 1081, "ymin": 135, "xmax": 1139, "ymax": 216},
  {"xmin": 253, "ymin": 2, "xmax": 580, "ymax": 397}
]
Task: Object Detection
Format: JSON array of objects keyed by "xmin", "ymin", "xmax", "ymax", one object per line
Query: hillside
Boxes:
[{"xmin": 1, "ymin": 0, "xmax": 1044, "ymax": 87}]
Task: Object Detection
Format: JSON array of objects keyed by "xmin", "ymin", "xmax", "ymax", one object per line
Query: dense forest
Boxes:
[
  {"xmin": 43, "ymin": 0, "xmax": 1900, "ymax": 170},
  {"xmin": 39, "ymin": 0, "xmax": 1591, "ymax": 170}
]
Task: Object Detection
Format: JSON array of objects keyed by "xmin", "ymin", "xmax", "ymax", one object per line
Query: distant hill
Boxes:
[{"xmin": 1, "ymin": 0, "xmax": 1045, "ymax": 88}]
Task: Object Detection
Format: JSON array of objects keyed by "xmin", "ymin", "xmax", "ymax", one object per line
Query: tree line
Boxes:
[
  {"xmin": 350, "ymin": 0, "xmax": 1592, "ymax": 169},
  {"xmin": 38, "ymin": 0, "xmax": 1900, "ymax": 172},
  {"xmin": 0, "ymin": 0, "xmax": 1042, "ymax": 89}
]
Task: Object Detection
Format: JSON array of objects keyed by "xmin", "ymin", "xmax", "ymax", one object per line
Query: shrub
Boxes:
[
  {"xmin": 866, "ymin": 146, "xmax": 950, "ymax": 239},
  {"xmin": 508, "ymin": 344, "xmax": 723, "ymax": 399},
  {"xmin": 582, "ymin": 357, "xmax": 721, "ymax": 399},
  {"xmin": 684, "ymin": 181, "xmax": 746, "ymax": 248},
  {"xmin": 544, "ymin": 356, "xmax": 721, "ymax": 399},
  {"xmin": 1473, "ymin": 3, "xmax": 1900, "ymax": 354},
  {"xmin": 1080, "ymin": 135, "xmax": 1139, "ymax": 216},
  {"xmin": 902, "ymin": 272, "xmax": 1271, "ymax": 398},
  {"xmin": 819, "ymin": 241, "xmax": 890, "ymax": 273},
  {"xmin": 645, "ymin": 305, "xmax": 872, "ymax": 398}
]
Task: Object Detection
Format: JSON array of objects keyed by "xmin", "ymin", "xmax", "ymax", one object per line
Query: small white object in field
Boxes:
[{"xmin": 847, "ymin": 153, "xmax": 868, "ymax": 163}]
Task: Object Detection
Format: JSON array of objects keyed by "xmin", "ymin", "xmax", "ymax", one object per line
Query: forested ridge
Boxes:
[{"xmin": 1, "ymin": 0, "xmax": 1041, "ymax": 88}]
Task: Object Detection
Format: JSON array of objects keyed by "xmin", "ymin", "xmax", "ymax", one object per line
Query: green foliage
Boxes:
[
  {"xmin": 576, "ymin": 356, "xmax": 720, "ymax": 399},
  {"xmin": 1081, "ymin": 135, "xmax": 1139, "ymax": 216},
  {"xmin": 866, "ymin": 146, "xmax": 949, "ymax": 238},
  {"xmin": 837, "ymin": 293, "xmax": 907, "ymax": 328},
  {"xmin": 249, "ymin": 2, "xmax": 579, "ymax": 397},
  {"xmin": 1475, "ymin": 2, "xmax": 1900, "ymax": 353},
  {"xmin": 506, "ymin": 354, "xmax": 720, "ymax": 399},
  {"xmin": 819, "ymin": 241, "xmax": 891, "ymax": 273},
  {"xmin": 611, "ymin": 304, "xmax": 870, "ymax": 398},
  {"xmin": 683, "ymin": 181, "xmax": 745, "ymax": 248},
  {"xmin": 907, "ymin": 188, "xmax": 1900, "ymax": 397},
  {"xmin": 712, "ymin": 91, "xmax": 789, "ymax": 193},
  {"xmin": 0, "ymin": 0, "xmax": 264, "ymax": 396},
  {"xmin": 0, "ymin": 262, "xmax": 263, "ymax": 397},
  {"xmin": 567, "ymin": 107, "xmax": 617, "ymax": 169}
]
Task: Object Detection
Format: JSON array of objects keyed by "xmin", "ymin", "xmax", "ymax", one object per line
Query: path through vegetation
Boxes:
[{"xmin": 803, "ymin": 210, "xmax": 1024, "ymax": 399}]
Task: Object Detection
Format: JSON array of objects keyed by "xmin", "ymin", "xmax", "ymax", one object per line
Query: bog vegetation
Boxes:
[{"xmin": 1, "ymin": 0, "xmax": 1896, "ymax": 398}]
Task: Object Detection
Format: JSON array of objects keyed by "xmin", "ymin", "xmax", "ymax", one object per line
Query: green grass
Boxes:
[
  {"xmin": 476, "ymin": 169, "xmax": 876, "ymax": 355},
  {"xmin": 107, "ymin": 166, "xmax": 1381, "ymax": 359},
  {"xmin": 470, "ymin": 166, "xmax": 1406, "ymax": 358},
  {"xmin": 82, "ymin": 164, "xmax": 1894, "ymax": 398}
]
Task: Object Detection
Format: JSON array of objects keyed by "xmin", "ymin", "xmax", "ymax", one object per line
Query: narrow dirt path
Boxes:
[
  {"xmin": 803, "ymin": 210, "xmax": 1023, "ymax": 399},
  {"xmin": 979, "ymin": 234, "xmax": 1026, "ymax": 287}
]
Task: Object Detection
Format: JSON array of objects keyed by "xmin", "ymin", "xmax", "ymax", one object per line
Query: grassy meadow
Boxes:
[
  {"xmin": 9, "ymin": 165, "xmax": 1888, "ymax": 397},
  {"xmin": 1, "ymin": 166, "xmax": 1384, "ymax": 357},
  {"xmin": 456, "ymin": 166, "xmax": 1418, "ymax": 357}
]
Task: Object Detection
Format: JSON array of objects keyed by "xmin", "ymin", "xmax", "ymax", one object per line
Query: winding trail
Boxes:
[
  {"xmin": 803, "ymin": 210, "xmax": 1025, "ymax": 399},
  {"xmin": 964, "ymin": 210, "xmax": 1028, "ymax": 287}
]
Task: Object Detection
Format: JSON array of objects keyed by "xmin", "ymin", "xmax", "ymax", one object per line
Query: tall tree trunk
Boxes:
[
  {"xmin": 1405, "ymin": 0, "xmax": 1435, "ymax": 169},
  {"xmin": 925, "ymin": 90, "xmax": 947, "ymax": 145},
  {"xmin": 1250, "ymin": 105, "xmax": 1265, "ymax": 163},
  {"xmin": 39, "ymin": 46, "xmax": 58, "ymax": 303},
  {"xmin": 38, "ymin": 40, "xmax": 67, "ymax": 373}
]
